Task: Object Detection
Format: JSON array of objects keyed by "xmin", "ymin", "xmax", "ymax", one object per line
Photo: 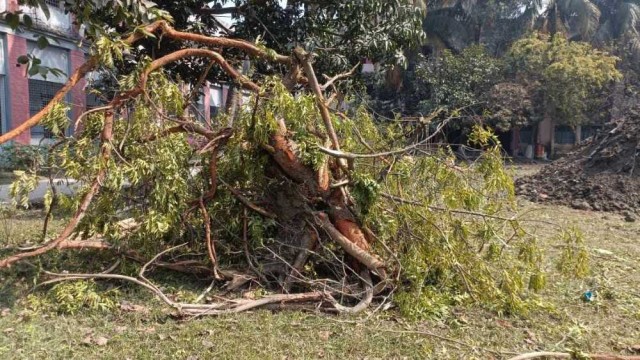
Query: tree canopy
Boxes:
[{"xmin": 507, "ymin": 33, "xmax": 622, "ymax": 127}]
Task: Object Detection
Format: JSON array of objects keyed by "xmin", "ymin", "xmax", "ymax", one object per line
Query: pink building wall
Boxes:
[
  {"xmin": 6, "ymin": 33, "xmax": 30, "ymax": 144},
  {"xmin": 69, "ymin": 49, "xmax": 87, "ymax": 122},
  {"xmin": 2, "ymin": 0, "xmax": 87, "ymax": 144}
]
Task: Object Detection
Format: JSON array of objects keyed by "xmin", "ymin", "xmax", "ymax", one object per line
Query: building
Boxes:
[
  {"xmin": 510, "ymin": 121, "xmax": 602, "ymax": 159},
  {"xmin": 0, "ymin": 0, "xmax": 243, "ymax": 146},
  {"xmin": 0, "ymin": 0, "xmax": 87, "ymax": 145}
]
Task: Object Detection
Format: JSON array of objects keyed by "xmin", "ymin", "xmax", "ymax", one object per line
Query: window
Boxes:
[
  {"xmin": 581, "ymin": 125, "xmax": 601, "ymax": 141},
  {"xmin": 209, "ymin": 86, "xmax": 223, "ymax": 122},
  {"xmin": 554, "ymin": 125, "xmax": 576, "ymax": 145},
  {"xmin": 27, "ymin": 42, "xmax": 69, "ymax": 143},
  {"xmin": 29, "ymin": 79, "xmax": 64, "ymax": 140},
  {"xmin": 196, "ymin": 94, "xmax": 206, "ymax": 122},
  {"xmin": 519, "ymin": 126, "xmax": 534, "ymax": 144},
  {"xmin": 87, "ymin": 93, "xmax": 103, "ymax": 109},
  {"xmin": 209, "ymin": 105, "xmax": 219, "ymax": 118},
  {"xmin": 20, "ymin": 0, "xmax": 71, "ymax": 34}
]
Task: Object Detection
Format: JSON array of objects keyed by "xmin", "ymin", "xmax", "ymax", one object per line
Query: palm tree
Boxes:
[
  {"xmin": 538, "ymin": 0, "xmax": 640, "ymax": 59},
  {"xmin": 422, "ymin": 0, "xmax": 639, "ymax": 59},
  {"xmin": 423, "ymin": 0, "xmax": 543, "ymax": 55}
]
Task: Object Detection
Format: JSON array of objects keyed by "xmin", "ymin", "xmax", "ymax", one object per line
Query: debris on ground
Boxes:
[{"xmin": 517, "ymin": 109, "xmax": 640, "ymax": 213}]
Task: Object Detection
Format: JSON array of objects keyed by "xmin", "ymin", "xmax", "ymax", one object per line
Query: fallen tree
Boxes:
[{"xmin": 0, "ymin": 16, "xmax": 550, "ymax": 317}]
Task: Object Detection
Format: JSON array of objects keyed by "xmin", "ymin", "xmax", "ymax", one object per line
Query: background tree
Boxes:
[{"xmin": 507, "ymin": 33, "xmax": 622, "ymax": 129}]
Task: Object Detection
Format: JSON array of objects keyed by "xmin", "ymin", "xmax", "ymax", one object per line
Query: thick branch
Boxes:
[
  {"xmin": 156, "ymin": 21, "xmax": 291, "ymax": 65},
  {"xmin": 140, "ymin": 48, "xmax": 260, "ymax": 93},
  {"xmin": 0, "ymin": 20, "xmax": 167, "ymax": 145},
  {"xmin": 0, "ymin": 58, "xmax": 97, "ymax": 144},
  {"xmin": 294, "ymin": 48, "xmax": 341, "ymax": 152},
  {"xmin": 0, "ymin": 21, "xmax": 285, "ymax": 145},
  {"xmin": 314, "ymin": 212, "xmax": 385, "ymax": 272}
]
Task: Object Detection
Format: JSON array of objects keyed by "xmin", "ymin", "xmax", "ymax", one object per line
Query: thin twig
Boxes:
[{"xmin": 317, "ymin": 116, "xmax": 453, "ymax": 160}]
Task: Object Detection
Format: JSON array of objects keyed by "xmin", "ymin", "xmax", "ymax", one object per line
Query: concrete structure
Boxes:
[{"xmin": 510, "ymin": 121, "xmax": 601, "ymax": 159}]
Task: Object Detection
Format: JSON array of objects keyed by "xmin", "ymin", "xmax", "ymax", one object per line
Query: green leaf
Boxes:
[
  {"xmin": 17, "ymin": 55, "xmax": 30, "ymax": 64},
  {"xmin": 23, "ymin": 15, "xmax": 33, "ymax": 28},
  {"xmin": 28, "ymin": 64, "xmax": 40, "ymax": 77},
  {"xmin": 5, "ymin": 13, "xmax": 20, "ymax": 29},
  {"xmin": 36, "ymin": 36, "xmax": 50, "ymax": 49}
]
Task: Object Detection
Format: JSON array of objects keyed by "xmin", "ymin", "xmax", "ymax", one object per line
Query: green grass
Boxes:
[{"xmin": 1, "ymin": 166, "xmax": 640, "ymax": 359}]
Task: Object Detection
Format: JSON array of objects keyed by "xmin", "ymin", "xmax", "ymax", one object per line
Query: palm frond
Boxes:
[
  {"xmin": 423, "ymin": 12, "xmax": 473, "ymax": 52},
  {"xmin": 614, "ymin": 2, "xmax": 640, "ymax": 38},
  {"xmin": 557, "ymin": 0, "xmax": 601, "ymax": 40}
]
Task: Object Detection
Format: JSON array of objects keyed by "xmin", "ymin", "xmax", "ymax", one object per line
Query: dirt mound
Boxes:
[{"xmin": 516, "ymin": 110, "xmax": 640, "ymax": 216}]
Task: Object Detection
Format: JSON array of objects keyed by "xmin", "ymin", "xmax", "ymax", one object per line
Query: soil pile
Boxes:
[{"xmin": 516, "ymin": 109, "xmax": 640, "ymax": 216}]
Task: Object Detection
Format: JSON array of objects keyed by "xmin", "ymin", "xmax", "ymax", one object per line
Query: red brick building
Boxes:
[
  {"xmin": 0, "ymin": 0, "xmax": 243, "ymax": 145},
  {"xmin": 0, "ymin": 0, "xmax": 89, "ymax": 145}
]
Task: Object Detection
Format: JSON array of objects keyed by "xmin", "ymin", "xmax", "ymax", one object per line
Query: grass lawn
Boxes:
[{"xmin": 1, "ymin": 169, "xmax": 639, "ymax": 359}]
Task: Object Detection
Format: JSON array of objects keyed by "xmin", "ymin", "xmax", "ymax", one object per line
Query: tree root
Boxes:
[{"xmin": 325, "ymin": 269, "xmax": 373, "ymax": 314}]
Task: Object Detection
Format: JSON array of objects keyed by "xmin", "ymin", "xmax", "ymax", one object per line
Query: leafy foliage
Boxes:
[
  {"xmin": 415, "ymin": 45, "xmax": 504, "ymax": 114},
  {"xmin": 378, "ymin": 126, "xmax": 545, "ymax": 317},
  {"xmin": 0, "ymin": 144, "xmax": 47, "ymax": 171},
  {"xmin": 507, "ymin": 33, "xmax": 622, "ymax": 127},
  {"xmin": 556, "ymin": 228, "xmax": 590, "ymax": 278},
  {"xmin": 25, "ymin": 281, "xmax": 119, "ymax": 314},
  {"xmin": 0, "ymin": 0, "xmax": 571, "ymax": 320}
]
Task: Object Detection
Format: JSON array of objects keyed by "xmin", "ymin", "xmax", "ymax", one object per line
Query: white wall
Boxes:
[
  {"xmin": 0, "ymin": 36, "xmax": 4, "ymax": 75},
  {"xmin": 209, "ymin": 86, "xmax": 223, "ymax": 107},
  {"xmin": 27, "ymin": 41, "xmax": 69, "ymax": 83},
  {"xmin": 20, "ymin": 3, "xmax": 72, "ymax": 33}
]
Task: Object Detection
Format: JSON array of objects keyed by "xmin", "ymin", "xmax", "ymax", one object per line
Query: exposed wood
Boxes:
[{"xmin": 314, "ymin": 212, "xmax": 385, "ymax": 272}]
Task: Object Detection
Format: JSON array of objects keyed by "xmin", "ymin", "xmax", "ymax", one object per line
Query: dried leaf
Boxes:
[
  {"xmin": 242, "ymin": 291, "xmax": 256, "ymax": 300},
  {"xmin": 202, "ymin": 339, "xmax": 214, "ymax": 348},
  {"xmin": 138, "ymin": 327, "xmax": 156, "ymax": 334},
  {"xmin": 525, "ymin": 329, "xmax": 538, "ymax": 343},
  {"xmin": 94, "ymin": 336, "xmax": 109, "ymax": 346},
  {"xmin": 318, "ymin": 331, "xmax": 331, "ymax": 341},
  {"xmin": 496, "ymin": 319, "xmax": 513, "ymax": 328}
]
